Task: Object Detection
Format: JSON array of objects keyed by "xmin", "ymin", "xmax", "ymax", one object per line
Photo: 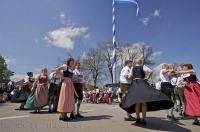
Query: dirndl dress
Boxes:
[
  {"xmin": 184, "ymin": 74, "xmax": 200, "ymax": 117},
  {"xmin": 34, "ymin": 76, "xmax": 48, "ymax": 108},
  {"xmin": 57, "ymin": 68, "xmax": 77, "ymax": 113},
  {"xmin": 120, "ymin": 66, "xmax": 174, "ymax": 113}
]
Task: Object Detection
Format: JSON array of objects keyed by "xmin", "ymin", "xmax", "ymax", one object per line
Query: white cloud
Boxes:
[
  {"xmin": 60, "ymin": 12, "xmax": 66, "ymax": 20},
  {"xmin": 34, "ymin": 68, "xmax": 41, "ymax": 73},
  {"xmin": 44, "ymin": 26, "xmax": 89, "ymax": 50},
  {"xmin": 5, "ymin": 56, "xmax": 16, "ymax": 65},
  {"xmin": 59, "ymin": 12, "xmax": 72, "ymax": 25},
  {"xmin": 140, "ymin": 9, "xmax": 161, "ymax": 26},
  {"xmin": 84, "ymin": 33, "xmax": 90, "ymax": 39},
  {"xmin": 140, "ymin": 17, "xmax": 150, "ymax": 26},
  {"xmin": 152, "ymin": 9, "xmax": 160, "ymax": 17},
  {"xmin": 151, "ymin": 51, "xmax": 163, "ymax": 60},
  {"xmin": 10, "ymin": 74, "xmax": 24, "ymax": 82}
]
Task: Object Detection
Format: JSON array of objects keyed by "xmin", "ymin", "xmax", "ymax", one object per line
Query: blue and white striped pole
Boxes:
[
  {"xmin": 112, "ymin": 0, "xmax": 117, "ymax": 85},
  {"xmin": 112, "ymin": 0, "xmax": 139, "ymax": 87}
]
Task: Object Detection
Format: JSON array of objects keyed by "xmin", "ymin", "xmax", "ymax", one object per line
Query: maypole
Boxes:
[
  {"xmin": 112, "ymin": 0, "xmax": 117, "ymax": 86},
  {"xmin": 112, "ymin": 0, "xmax": 139, "ymax": 88}
]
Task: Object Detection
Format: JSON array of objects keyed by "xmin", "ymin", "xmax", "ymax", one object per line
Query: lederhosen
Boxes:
[
  {"xmin": 74, "ymin": 83, "xmax": 83, "ymax": 101},
  {"xmin": 120, "ymin": 67, "xmax": 132, "ymax": 98},
  {"xmin": 73, "ymin": 71, "xmax": 83, "ymax": 101},
  {"xmin": 49, "ymin": 76, "xmax": 61, "ymax": 112}
]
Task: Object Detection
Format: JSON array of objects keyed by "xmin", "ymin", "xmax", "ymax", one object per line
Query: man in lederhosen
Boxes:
[
  {"xmin": 160, "ymin": 63, "xmax": 176, "ymax": 120},
  {"xmin": 49, "ymin": 69, "xmax": 62, "ymax": 113},
  {"xmin": 120, "ymin": 60, "xmax": 136, "ymax": 121},
  {"xmin": 72, "ymin": 62, "xmax": 85, "ymax": 118}
]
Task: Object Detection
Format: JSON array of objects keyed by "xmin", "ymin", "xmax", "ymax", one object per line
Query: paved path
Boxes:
[{"xmin": 0, "ymin": 103, "xmax": 199, "ymax": 132}]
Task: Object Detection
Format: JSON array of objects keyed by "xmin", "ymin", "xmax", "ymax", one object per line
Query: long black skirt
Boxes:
[{"xmin": 120, "ymin": 79, "xmax": 174, "ymax": 113}]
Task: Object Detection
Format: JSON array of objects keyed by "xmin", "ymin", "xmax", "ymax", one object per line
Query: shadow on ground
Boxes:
[
  {"xmin": 132, "ymin": 117, "xmax": 191, "ymax": 132},
  {"xmin": 68, "ymin": 115, "xmax": 113, "ymax": 122}
]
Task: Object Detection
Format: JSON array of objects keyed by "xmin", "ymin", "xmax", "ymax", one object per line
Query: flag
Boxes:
[{"xmin": 115, "ymin": 0, "xmax": 139, "ymax": 16}]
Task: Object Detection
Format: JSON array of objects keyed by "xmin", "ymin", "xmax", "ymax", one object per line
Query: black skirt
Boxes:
[{"xmin": 120, "ymin": 79, "xmax": 174, "ymax": 113}]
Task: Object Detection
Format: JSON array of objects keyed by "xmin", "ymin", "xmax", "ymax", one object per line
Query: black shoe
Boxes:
[
  {"xmin": 70, "ymin": 113, "xmax": 77, "ymax": 119},
  {"xmin": 48, "ymin": 109, "xmax": 52, "ymax": 113},
  {"xmin": 20, "ymin": 107, "xmax": 27, "ymax": 110},
  {"xmin": 59, "ymin": 116, "xmax": 70, "ymax": 121},
  {"xmin": 140, "ymin": 119, "xmax": 147, "ymax": 126},
  {"xmin": 183, "ymin": 113, "xmax": 187, "ymax": 117},
  {"xmin": 15, "ymin": 106, "xmax": 27, "ymax": 110},
  {"xmin": 15, "ymin": 108, "xmax": 22, "ymax": 110},
  {"xmin": 135, "ymin": 118, "xmax": 141, "ymax": 124},
  {"xmin": 64, "ymin": 116, "xmax": 70, "ymax": 121},
  {"xmin": 59, "ymin": 116, "xmax": 65, "ymax": 121},
  {"xmin": 49, "ymin": 110, "xmax": 56, "ymax": 113},
  {"xmin": 193, "ymin": 120, "xmax": 200, "ymax": 126},
  {"xmin": 179, "ymin": 112, "xmax": 186, "ymax": 117},
  {"xmin": 76, "ymin": 113, "xmax": 84, "ymax": 118},
  {"xmin": 124, "ymin": 116, "xmax": 136, "ymax": 121}
]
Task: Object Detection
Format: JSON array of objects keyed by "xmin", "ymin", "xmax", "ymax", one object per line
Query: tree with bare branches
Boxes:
[
  {"xmin": 117, "ymin": 42, "xmax": 155, "ymax": 67},
  {"xmin": 81, "ymin": 42, "xmax": 160, "ymax": 87},
  {"xmin": 82, "ymin": 48, "xmax": 104, "ymax": 88},
  {"xmin": 98, "ymin": 42, "xmax": 114, "ymax": 83}
]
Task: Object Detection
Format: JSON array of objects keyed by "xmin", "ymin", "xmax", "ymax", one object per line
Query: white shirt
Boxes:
[
  {"xmin": 24, "ymin": 76, "xmax": 30, "ymax": 84},
  {"xmin": 61, "ymin": 64, "xmax": 74, "ymax": 73},
  {"xmin": 117, "ymin": 88, "xmax": 122, "ymax": 93},
  {"xmin": 61, "ymin": 64, "xmax": 68, "ymax": 71},
  {"xmin": 96, "ymin": 89, "xmax": 100, "ymax": 93},
  {"xmin": 160, "ymin": 69, "xmax": 171, "ymax": 83},
  {"xmin": 143, "ymin": 65, "xmax": 152, "ymax": 73},
  {"xmin": 120, "ymin": 66, "xmax": 132, "ymax": 84},
  {"xmin": 177, "ymin": 76, "xmax": 183, "ymax": 87},
  {"xmin": 171, "ymin": 76, "xmax": 183, "ymax": 87},
  {"xmin": 73, "ymin": 68, "xmax": 85, "ymax": 83},
  {"xmin": 73, "ymin": 69, "xmax": 83, "ymax": 76},
  {"xmin": 171, "ymin": 77, "xmax": 178, "ymax": 86},
  {"xmin": 108, "ymin": 87, "xmax": 112, "ymax": 93},
  {"xmin": 8, "ymin": 81, "xmax": 13, "ymax": 86},
  {"xmin": 50, "ymin": 72, "xmax": 62, "ymax": 84},
  {"xmin": 155, "ymin": 81, "xmax": 161, "ymax": 90}
]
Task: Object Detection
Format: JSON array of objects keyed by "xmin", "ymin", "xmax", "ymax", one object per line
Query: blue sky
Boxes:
[{"xmin": 0, "ymin": 0, "xmax": 200, "ymax": 81}]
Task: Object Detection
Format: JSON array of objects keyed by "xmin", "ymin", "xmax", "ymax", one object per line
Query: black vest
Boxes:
[
  {"xmin": 63, "ymin": 68, "xmax": 73, "ymax": 78},
  {"xmin": 184, "ymin": 74, "xmax": 198, "ymax": 83},
  {"xmin": 132, "ymin": 66, "xmax": 145, "ymax": 79}
]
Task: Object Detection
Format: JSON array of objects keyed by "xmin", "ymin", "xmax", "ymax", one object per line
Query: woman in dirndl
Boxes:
[
  {"xmin": 179, "ymin": 64, "xmax": 200, "ymax": 126},
  {"xmin": 120, "ymin": 59, "xmax": 174, "ymax": 126},
  {"xmin": 57, "ymin": 58, "xmax": 78, "ymax": 121},
  {"xmin": 32, "ymin": 68, "xmax": 49, "ymax": 113}
]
